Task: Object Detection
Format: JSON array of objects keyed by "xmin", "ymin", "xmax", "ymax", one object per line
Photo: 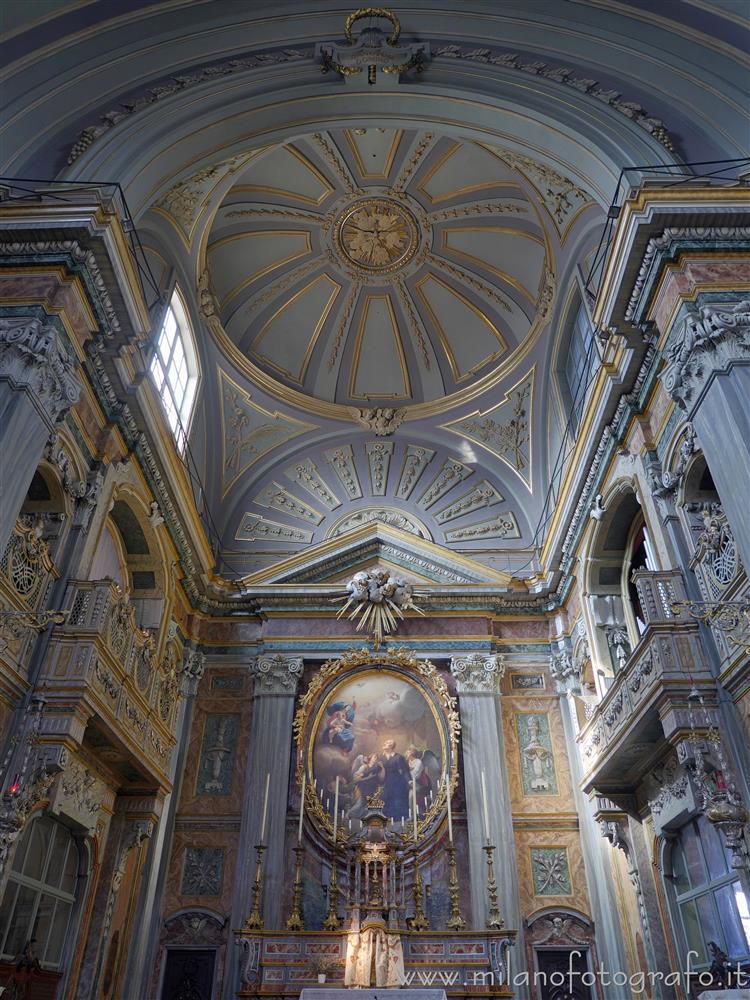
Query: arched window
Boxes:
[
  {"xmin": 666, "ymin": 815, "xmax": 750, "ymax": 970},
  {"xmin": 560, "ymin": 294, "xmax": 596, "ymax": 433},
  {"xmin": 0, "ymin": 816, "xmax": 84, "ymax": 969},
  {"xmin": 149, "ymin": 288, "xmax": 198, "ymax": 452}
]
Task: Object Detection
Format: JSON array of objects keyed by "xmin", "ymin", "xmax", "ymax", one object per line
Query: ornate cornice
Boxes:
[
  {"xmin": 0, "ymin": 317, "xmax": 80, "ymax": 425},
  {"xmin": 252, "ymin": 653, "xmax": 304, "ymax": 694},
  {"xmin": 450, "ymin": 652, "xmax": 506, "ymax": 693},
  {"xmin": 66, "ymin": 46, "xmax": 315, "ymax": 165},
  {"xmin": 432, "ymin": 44, "xmax": 673, "ymax": 150},
  {"xmin": 661, "ymin": 299, "xmax": 750, "ymax": 410}
]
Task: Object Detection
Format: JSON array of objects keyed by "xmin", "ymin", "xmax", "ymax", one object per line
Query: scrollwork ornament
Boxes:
[
  {"xmin": 0, "ymin": 318, "xmax": 80, "ymax": 425},
  {"xmin": 662, "ymin": 300, "xmax": 750, "ymax": 410},
  {"xmin": 252, "ymin": 654, "xmax": 303, "ymax": 694},
  {"xmin": 450, "ymin": 653, "xmax": 506, "ymax": 693}
]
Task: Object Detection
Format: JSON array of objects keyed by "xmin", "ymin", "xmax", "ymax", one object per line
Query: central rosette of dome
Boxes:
[{"xmin": 334, "ymin": 197, "xmax": 420, "ymax": 274}]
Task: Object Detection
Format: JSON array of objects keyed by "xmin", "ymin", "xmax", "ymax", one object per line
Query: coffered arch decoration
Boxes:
[
  {"xmin": 293, "ymin": 646, "xmax": 460, "ymax": 846},
  {"xmin": 199, "ymin": 129, "xmax": 569, "ymax": 417}
]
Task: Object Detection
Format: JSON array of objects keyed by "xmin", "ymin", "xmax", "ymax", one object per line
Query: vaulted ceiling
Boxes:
[{"xmin": 3, "ymin": 0, "xmax": 745, "ymax": 588}]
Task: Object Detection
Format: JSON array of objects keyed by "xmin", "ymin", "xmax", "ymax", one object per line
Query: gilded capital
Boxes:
[
  {"xmin": 252, "ymin": 653, "xmax": 304, "ymax": 694},
  {"xmin": 0, "ymin": 317, "xmax": 80, "ymax": 425},
  {"xmin": 450, "ymin": 652, "xmax": 506, "ymax": 693}
]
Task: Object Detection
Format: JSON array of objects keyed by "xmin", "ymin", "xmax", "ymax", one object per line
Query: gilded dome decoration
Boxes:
[
  {"xmin": 335, "ymin": 198, "xmax": 419, "ymax": 273},
  {"xmin": 204, "ymin": 129, "xmax": 562, "ymax": 415}
]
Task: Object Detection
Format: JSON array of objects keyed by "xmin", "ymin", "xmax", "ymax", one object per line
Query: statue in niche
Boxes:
[{"xmin": 520, "ymin": 715, "xmax": 556, "ymax": 793}]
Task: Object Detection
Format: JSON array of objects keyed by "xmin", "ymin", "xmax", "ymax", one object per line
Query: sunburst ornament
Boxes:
[
  {"xmin": 333, "ymin": 569, "xmax": 425, "ymax": 647},
  {"xmin": 335, "ymin": 197, "xmax": 419, "ymax": 274}
]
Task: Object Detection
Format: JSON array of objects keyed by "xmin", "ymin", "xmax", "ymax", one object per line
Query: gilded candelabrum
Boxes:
[
  {"xmin": 244, "ymin": 844, "xmax": 266, "ymax": 931},
  {"xmin": 286, "ymin": 844, "xmax": 305, "ymax": 931},
  {"xmin": 323, "ymin": 846, "xmax": 341, "ymax": 931},
  {"xmin": 445, "ymin": 844, "xmax": 466, "ymax": 930},
  {"xmin": 408, "ymin": 850, "xmax": 429, "ymax": 931},
  {"xmin": 482, "ymin": 843, "xmax": 504, "ymax": 929}
]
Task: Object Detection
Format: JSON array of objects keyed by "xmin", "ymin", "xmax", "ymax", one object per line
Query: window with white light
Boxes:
[{"xmin": 149, "ymin": 289, "xmax": 198, "ymax": 452}]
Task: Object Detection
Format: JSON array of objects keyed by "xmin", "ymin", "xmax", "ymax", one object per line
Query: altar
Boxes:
[{"xmin": 300, "ymin": 991, "xmax": 447, "ymax": 999}]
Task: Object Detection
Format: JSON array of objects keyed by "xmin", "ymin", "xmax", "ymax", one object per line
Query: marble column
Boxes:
[
  {"xmin": 223, "ymin": 652, "xmax": 303, "ymax": 1000},
  {"xmin": 0, "ymin": 317, "xmax": 80, "ymax": 551},
  {"xmin": 449, "ymin": 653, "xmax": 528, "ymax": 995},
  {"xmin": 660, "ymin": 298, "xmax": 750, "ymax": 572}
]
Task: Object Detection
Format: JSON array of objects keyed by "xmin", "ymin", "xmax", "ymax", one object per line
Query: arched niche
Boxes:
[
  {"xmin": 103, "ymin": 490, "xmax": 170, "ymax": 632},
  {"xmin": 582, "ymin": 483, "xmax": 658, "ymax": 691}
]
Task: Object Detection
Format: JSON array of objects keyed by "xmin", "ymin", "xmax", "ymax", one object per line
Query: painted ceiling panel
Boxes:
[
  {"xmin": 208, "ymin": 231, "xmax": 313, "ymax": 310},
  {"xmin": 348, "ymin": 294, "xmax": 410, "ymax": 400},
  {"xmin": 233, "ymin": 144, "xmax": 334, "ymax": 206},
  {"xmin": 414, "ymin": 274, "xmax": 506, "ymax": 382},
  {"xmin": 250, "ymin": 274, "xmax": 341, "ymax": 384},
  {"xmin": 440, "ymin": 228, "xmax": 546, "ymax": 305},
  {"xmin": 416, "ymin": 139, "xmax": 524, "ymax": 204}
]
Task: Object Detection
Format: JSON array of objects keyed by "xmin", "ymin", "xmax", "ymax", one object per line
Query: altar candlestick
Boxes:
[
  {"xmin": 333, "ymin": 776, "xmax": 340, "ymax": 844},
  {"xmin": 446, "ymin": 773, "xmax": 453, "ymax": 843},
  {"xmin": 260, "ymin": 772, "xmax": 270, "ymax": 843},
  {"xmin": 297, "ymin": 771, "xmax": 306, "ymax": 843},
  {"xmin": 481, "ymin": 769, "xmax": 490, "ymax": 843},
  {"xmin": 412, "ymin": 775, "xmax": 418, "ymax": 842}
]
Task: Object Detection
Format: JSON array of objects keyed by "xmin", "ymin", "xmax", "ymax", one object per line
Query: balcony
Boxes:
[
  {"xmin": 578, "ymin": 570, "xmax": 714, "ymax": 796},
  {"xmin": 40, "ymin": 579, "xmax": 177, "ymax": 784}
]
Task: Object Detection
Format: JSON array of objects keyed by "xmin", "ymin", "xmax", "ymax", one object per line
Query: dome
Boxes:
[{"xmin": 205, "ymin": 128, "xmax": 555, "ymax": 413}]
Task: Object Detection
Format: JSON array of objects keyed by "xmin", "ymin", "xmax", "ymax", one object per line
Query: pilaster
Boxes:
[
  {"xmin": 449, "ymin": 652, "xmax": 528, "ymax": 995},
  {"xmin": 223, "ymin": 652, "xmax": 303, "ymax": 1000}
]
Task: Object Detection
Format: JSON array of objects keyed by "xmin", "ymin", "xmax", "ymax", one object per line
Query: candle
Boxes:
[
  {"xmin": 446, "ymin": 772, "xmax": 453, "ymax": 843},
  {"xmin": 259, "ymin": 772, "xmax": 270, "ymax": 843},
  {"xmin": 481, "ymin": 769, "xmax": 490, "ymax": 843},
  {"xmin": 333, "ymin": 776, "xmax": 340, "ymax": 844},
  {"xmin": 412, "ymin": 775, "xmax": 418, "ymax": 842},
  {"xmin": 297, "ymin": 771, "xmax": 306, "ymax": 843}
]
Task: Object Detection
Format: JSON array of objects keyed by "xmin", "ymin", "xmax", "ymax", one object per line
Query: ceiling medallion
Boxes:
[{"xmin": 334, "ymin": 197, "xmax": 419, "ymax": 274}]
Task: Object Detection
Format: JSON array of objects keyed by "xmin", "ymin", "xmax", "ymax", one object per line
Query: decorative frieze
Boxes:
[
  {"xmin": 235, "ymin": 513, "xmax": 313, "ymax": 544},
  {"xmin": 284, "ymin": 458, "xmax": 341, "ymax": 510},
  {"xmin": 434, "ymin": 481, "xmax": 504, "ymax": 524},
  {"xmin": 254, "ymin": 482, "xmax": 324, "ymax": 525},
  {"xmin": 395, "ymin": 445, "xmax": 435, "ymax": 500},
  {"xmin": 324, "ymin": 444, "xmax": 362, "ymax": 500},
  {"xmin": 444, "ymin": 512, "xmax": 519, "ymax": 542},
  {"xmin": 365, "ymin": 441, "xmax": 394, "ymax": 495},
  {"xmin": 252, "ymin": 654, "xmax": 304, "ymax": 694},
  {"xmin": 450, "ymin": 653, "xmax": 506, "ymax": 693},
  {"xmin": 418, "ymin": 459, "xmax": 472, "ymax": 509}
]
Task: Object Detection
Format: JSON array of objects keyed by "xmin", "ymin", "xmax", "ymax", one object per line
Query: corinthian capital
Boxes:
[
  {"xmin": 0, "ymin": 317, "xmax": 80, "ymax": 425},
  {"xmin": 252, "ymin": 653, "xmax": 304, "ymax": 694},
  {"xmin": 450, "ymin": 653, "xmax": 506, "ymax": 693},
  {"xmin": 661, "ymin": 300, "xmax": 750, "ymax": 410}
]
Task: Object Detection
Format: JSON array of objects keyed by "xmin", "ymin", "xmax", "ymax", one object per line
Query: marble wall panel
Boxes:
[
  {"xmin": 163, "ymin": 830, "xmax": 236, "ymax": 918},
  {"xmin": 502, "ymin": 694, "xmax": 574, "ymax": 813},
  {"xmin": 178, "ymin": 668, "xmax": 252, "ymax": 816},
  {"xmin": 515, "ymin": 830, "xmax": 590, "ymax": 918},
  {"xmin": 181, "ymin": 847, "xmax": 225, "ymax": 896},
  {"xmin": 196, "ymin": 714, "xmax": 240, "ymax": 796}
]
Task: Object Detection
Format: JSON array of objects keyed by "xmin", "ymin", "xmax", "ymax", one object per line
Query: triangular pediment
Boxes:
[{"xmin": 242, "ymin": 521, "xmax": 514, "ymax": 588}]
